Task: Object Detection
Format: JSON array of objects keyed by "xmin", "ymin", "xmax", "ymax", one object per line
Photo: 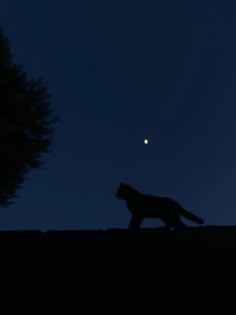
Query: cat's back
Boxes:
[
  {"xmin": 127, "ymin": 193, "xmax": 181, "ymax": 212},
  {"xmin": 126, "ymin": 193, "xmax": 162, "ymax": 212}
]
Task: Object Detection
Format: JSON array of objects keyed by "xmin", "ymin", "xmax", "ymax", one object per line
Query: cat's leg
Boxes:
[
  {"xmin": 128, "ymin": 215, "xmax": 143, "ymax": 230},
  {"xmin": 175, "ymin": 220, "xmax": 186, "ymax": 229}
]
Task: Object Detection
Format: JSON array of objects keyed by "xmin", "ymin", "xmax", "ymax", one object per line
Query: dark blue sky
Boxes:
[{"xmin": 0, "ymin": 0, "xmax": 235, "ymax": 230}]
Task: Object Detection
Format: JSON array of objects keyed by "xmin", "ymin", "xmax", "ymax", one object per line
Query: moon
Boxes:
[{"xmin": 144, "ymin": 139, "xmax": 149, "ymax": 144}]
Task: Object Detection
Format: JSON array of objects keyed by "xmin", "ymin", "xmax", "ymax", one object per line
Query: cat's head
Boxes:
[{"xmin": 116, "ymin": 183, "xmax": 139, "ymax": 200}]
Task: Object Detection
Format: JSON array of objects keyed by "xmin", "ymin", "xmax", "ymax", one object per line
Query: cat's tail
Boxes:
[{"xmin": 179, "ymin": 208, "xmax": 204, "ymax": 224}]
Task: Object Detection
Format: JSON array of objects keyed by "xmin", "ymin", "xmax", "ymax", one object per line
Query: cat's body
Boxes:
[{"xmin": 116, "ymin": 183, "xmax": 204, "ymax": 230}]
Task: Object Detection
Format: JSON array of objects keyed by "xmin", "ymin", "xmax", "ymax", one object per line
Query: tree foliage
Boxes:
[{"xmin": 0, "ymin": 26, "xmax": 57, "ymax": 206}]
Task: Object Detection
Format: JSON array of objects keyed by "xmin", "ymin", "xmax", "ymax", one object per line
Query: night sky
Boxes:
[{"xmin": 0, "ymin": 0, "xmax": 235, "ymax": 230}]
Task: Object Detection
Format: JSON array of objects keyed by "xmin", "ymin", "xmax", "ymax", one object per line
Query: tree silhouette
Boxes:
[{"xmin": 0, "ymin": 26, "xmax": 57, "ymax": 206}]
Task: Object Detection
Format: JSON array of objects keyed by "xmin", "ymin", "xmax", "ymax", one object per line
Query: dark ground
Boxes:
[{"xmin": 0, "ymin": 225, "xmax": 235, "ymax": 296}]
